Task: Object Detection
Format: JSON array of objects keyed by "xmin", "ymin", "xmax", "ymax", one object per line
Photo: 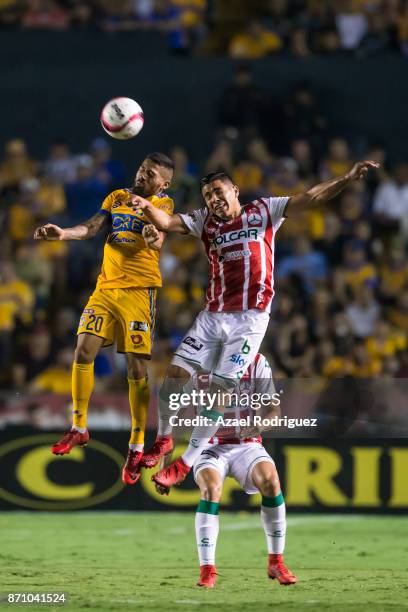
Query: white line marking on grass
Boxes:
[
  {"xmin": 168, "ymin": 527, "xmax": 187, "ymax": 534},
  {"xmin": 174, "ymin": 600, "xmax": 200, "ymax": 605},
  {"xmin": 113, "ymin": 529, "xmax": 136, "ymax": 536},
  {"xmin": 222, "ymin": 515, "xmax": 366, "ymax": 531}
]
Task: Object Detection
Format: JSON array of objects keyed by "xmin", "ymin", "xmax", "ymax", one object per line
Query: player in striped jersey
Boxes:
[
  {"xmin": 132, "ymin": 160, "xmax": 379, "ymax": 487},
  {"xmin": 154, "ymin": 353, "xmax": 297, "ymax": 588}
]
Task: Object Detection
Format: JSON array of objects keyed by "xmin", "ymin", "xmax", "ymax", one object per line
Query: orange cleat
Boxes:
[
  {"xmin": 51, "ymin": 428, "xmax": 89, "ymax": 455},
  {"xmin": 267, "ymin": 554, "xmax": 297, "ymax": 585},
  {"xmin": 140, "ymin": 435, "xmax": 174, "ymax": 469},
  {"xmin": 122, "ymin": 449, "xmax": 143, "ymax": 485},
  {"xmin": 151, "ymin": 457, "xmax": 190, "ymax": 488},
  {"xmin": 197, "ymin": 565, "xmax": 217, "ymax": 588}
]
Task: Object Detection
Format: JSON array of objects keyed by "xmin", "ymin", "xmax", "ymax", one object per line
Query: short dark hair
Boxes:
[
  {"xmin": 146, "ymin": 152, "xmax": 174, "ymax": 172},
  {"xmin": 200, "ymin": 171, "xmax": 234, "ymax": 187}
]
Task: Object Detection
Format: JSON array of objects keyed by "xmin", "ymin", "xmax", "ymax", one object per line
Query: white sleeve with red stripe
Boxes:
[
  {"xmin": 264, "ymin": 196, "xmax": 290, "ymax": 229},
  {"xmin": 179, "ymin": 208, "xmax": 207, "ymax": 238}
]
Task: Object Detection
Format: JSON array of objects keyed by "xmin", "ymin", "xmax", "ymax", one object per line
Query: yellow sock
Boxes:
[
  {"xmin": 72, "ymin": 361, "xmax": 94, "ymax": 430},
  {"xmin": 128, "ymin": 377, "xmax": 150, "ymax": 447}
]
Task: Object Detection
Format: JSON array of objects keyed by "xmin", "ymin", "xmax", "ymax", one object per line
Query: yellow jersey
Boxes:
[{"xmin": 96, "ymin": 189, "xmax": 174, "ymax": 290}]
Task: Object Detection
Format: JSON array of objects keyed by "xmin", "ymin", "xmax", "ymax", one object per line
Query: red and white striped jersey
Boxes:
[{"xmin": 180, "ymin": 196, "xmax": 288, "ymax": 313}]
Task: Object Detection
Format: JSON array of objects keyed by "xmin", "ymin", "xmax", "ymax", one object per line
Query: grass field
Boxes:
[{"xmin": 0, "ymin": 512, "xmax": 407, "ymax": 612}]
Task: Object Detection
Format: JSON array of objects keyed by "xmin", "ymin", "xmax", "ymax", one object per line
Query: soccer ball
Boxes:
[{"xmin": 100, "ymin": 97, "xmax": 144, "ymax": 140}]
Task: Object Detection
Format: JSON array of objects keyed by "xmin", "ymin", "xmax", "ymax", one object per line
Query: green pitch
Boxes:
[{"xmin": 0, "ymin": 512, "xmax": 407, "ymax": 612}]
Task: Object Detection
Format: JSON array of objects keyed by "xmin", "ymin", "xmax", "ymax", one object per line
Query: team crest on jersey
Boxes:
[{"xmin": 247, "ymin": 212, "xmax": 263, "ymax": 226}]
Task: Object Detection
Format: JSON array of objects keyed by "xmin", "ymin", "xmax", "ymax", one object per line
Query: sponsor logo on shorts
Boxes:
[
  {"xmin": 83, "ymin": 308, "xmax": 94, "ymax": 314},
  {"xmin": 230, "ymin": 354, "xmax": 247, "ymax": 367},
  {"xmin": 129, "ymin": 321, "xmax": 149, "ymax": 332},
  {"xmin": 131, "ymin": 334, "xmax": 143, "ymax": 346},
  {"xmin": 182, "ymin": 336, "xmax": 203, "ymax": 351}
]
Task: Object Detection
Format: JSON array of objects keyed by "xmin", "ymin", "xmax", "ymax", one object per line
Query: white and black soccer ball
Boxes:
[{"xmin": 100, "ymin": 97, "xmax": 144, "ymax": 140}]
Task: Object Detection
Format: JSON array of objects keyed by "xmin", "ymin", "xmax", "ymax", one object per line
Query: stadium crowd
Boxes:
[
  {"xmin": 1, "ymin": 0, "xmax": 408, "ymax": 57},
  {"xmin": 0, "ymin": 66, "xmax": 407, "ymax": 413}
]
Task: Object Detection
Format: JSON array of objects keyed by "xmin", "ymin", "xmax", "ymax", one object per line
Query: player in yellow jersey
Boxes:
[{"xmin": 33, "ymin": 152, "xmax": 174, "ymax": 484}]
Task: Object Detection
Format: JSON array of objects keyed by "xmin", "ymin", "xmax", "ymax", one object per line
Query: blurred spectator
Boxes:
[
  {"xmin": 277, "ymin": 236, "xmax": 328, "ymax": 293},
  {"xmin": 30, "ymin": 347, "xmax": 74, "ymax": 394},
  {"xmin": 90, "ymin": 137, "xmax": 126, "ymax": 191},
  {"xmin": 319, "ymin": 138, "xmax": 353, "ymax": 180},
  {"xmin": 65, "ymin": 154, "xmax": 108, "ymax": 224},
  {"xmin": 335, "ymin": 0, "xmax": 368, "ymax": 50},
  {"xmin": 0, "ymin": 139, "xmax": 37, "ymax": 195},
  {"xmin": 167, "ymin": 145, "xmax": 197, "ymax": 210},
  {"xmin": 22, "ymin": 0, "xmax": 70, "ymax": 30},
  {"xmin": 229, "ymin": 20, "xmax": 282, "ymax": 58},
  {"xmin": 379, "ymin": 239, "xmax": 408, "ymax": 303},
  {"xmin": 345, "ymin": 285, "xmax": 380, "ymax": 337},
  {"xmin": 334, "ymin": 239, "xmax": 377, "ymax": 301},
  {"xmin": 12, "ymin": 326, "xmax": 52, "ymax": 390},
  {"xmin": 218, "ymin": 64, "xmax": 274, "ymax": 138},
  {"xmin": 284, "ymin": 84, "xmax": 328, "ymax": 154},
  {"xmin": 43, "ymin": 139, "xmax": 77, "ymax": 185},
  {"xmin": 373, "ymin": 161, "xmax": 408, "ymax": 232},
  {"xmin": 205, "ymin": 140, "xmax": 234, "ymax": 175}
]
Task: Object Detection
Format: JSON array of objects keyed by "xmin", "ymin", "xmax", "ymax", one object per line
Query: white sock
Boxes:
[
  {"xmin": 261, "ymin": 494, "xmax": 286, "ymax": 554},
  {"xmin": 182, "ymin": 411, "xmax": 221, "ymax": 467},
  {"xmin": 72, "ymin": 426, "xmax": 86, "ymax": 434},
  {"xmin": 158, "ymin": 392, "xmax": 173, "ymax": 437},
  {"xmin": 195, "ymin": 500, "xmax": 219, "ymax": 566},
  {"xmin": 129, "ymin": 443, "xmax": 144, "ymax": 452}
]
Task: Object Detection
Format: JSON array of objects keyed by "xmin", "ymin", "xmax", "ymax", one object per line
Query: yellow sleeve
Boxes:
[
  {"xmin": 100, "ymin": 190, "xmax": 121, "ymax": 215},
  {"xmin": 156, "ymin": 197, "xmax": 174, "ymax": 216}
]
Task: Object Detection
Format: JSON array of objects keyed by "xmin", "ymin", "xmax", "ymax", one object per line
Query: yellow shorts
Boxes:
[{"xmin": 77, "ymin": 287, "xmax": 157, "ymax": 356}]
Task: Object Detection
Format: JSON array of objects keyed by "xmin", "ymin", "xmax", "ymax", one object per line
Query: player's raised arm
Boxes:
[
  {"xmin": 130, "ymin": 196, "xmax": 188, "ymax": 233},
  {"xmin": 33, "ymin": 212, "xmax": 109, "ymax": 241},
  {"xmin": 284, "ymin": 160, "xmax": 380, "ymax": 217}
]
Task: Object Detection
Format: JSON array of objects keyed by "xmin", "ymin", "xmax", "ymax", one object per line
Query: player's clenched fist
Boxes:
[
  {"xmin": 142, "ymin": 224, "xmax": 161, "ymax": 248},
  {"xmin": 34, "ymin": 223, "xmax": 65, "ymax": 241}
]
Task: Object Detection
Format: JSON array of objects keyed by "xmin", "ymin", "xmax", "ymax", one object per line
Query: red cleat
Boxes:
[
  {"xmin": 140, "ymin": 435, "xmax": 174, "ymax": 469},
  {"xmin": 122, "ymin": 450, "xmax": 143, "ymax": 485},
  {"xmin": 267, "ymin": 554, "xmax": 297, "ymax": 585},
  {"xmin": 51, "ymin": 428, "xmax": 89, "ymax": 455},
  {"xmin": 151, "ymin": 457, "xmax": 190, "ymax": 488},
  {"xmin": 197, "ymin": 565, "xmax": 217, "ymax": 588}
]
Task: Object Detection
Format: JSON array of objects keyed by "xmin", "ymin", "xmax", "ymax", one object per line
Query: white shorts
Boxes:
[
  {"xmin": 193, "ymin": 442, "xmax": 274, "ymax": 495},
  {"xmin": 172, "ymin": 309, "xmax": 269, "ymax": 384}
]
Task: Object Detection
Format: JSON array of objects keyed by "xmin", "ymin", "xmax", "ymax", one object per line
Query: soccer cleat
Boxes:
[
  {"xmin": 122, "ymin": 450, "xmax": 143, "ymax": 485},
  {"xmin": 197, "ymin": 564, "xmax": 217, "ymax": 588},
  {"xmin": 267, "ymin": 554, "xmax": 297, "ymax": 585},
  {"xmin": 140, "ymin": 435, "xmax": 174, "ymax": 469},
  {"xmin": 151, "ymin": 457, "xmax": 191, "ymax": 488},
  {"xmin": 51, "ymin": 428, "xmax": 89, "ymax": 455}
]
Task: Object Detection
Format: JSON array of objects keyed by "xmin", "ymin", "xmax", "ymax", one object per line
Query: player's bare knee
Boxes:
[
  {"xmin": 75, "ymin": 343, "xmax": 96, "ymax": 364},
  {"xmin": 167, "ymin": 363, "xmax": 190, "ymax": 380},
  {"xmin": 126, "ymin": 355, "xmax": 147, "ymax": 380},
  {"xmin": 201, "ymin": 481, "xmax": 222, "ymax": 503},
  {"xmin": 252, "ymin": 463, "xmax": 280, "ymax": 497}
]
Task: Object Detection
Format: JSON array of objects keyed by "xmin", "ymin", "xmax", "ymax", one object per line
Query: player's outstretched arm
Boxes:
[
  {"xmin": 130, "ymin": 196, "xmax": 187, "ymax": 233},
  {"xmin": 33, "ymin": 212, "xmax": 109, "ymax": 241},
  {"xmin": 284, "ymin": 160, "xmax": 380, "ymax": 217}
]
